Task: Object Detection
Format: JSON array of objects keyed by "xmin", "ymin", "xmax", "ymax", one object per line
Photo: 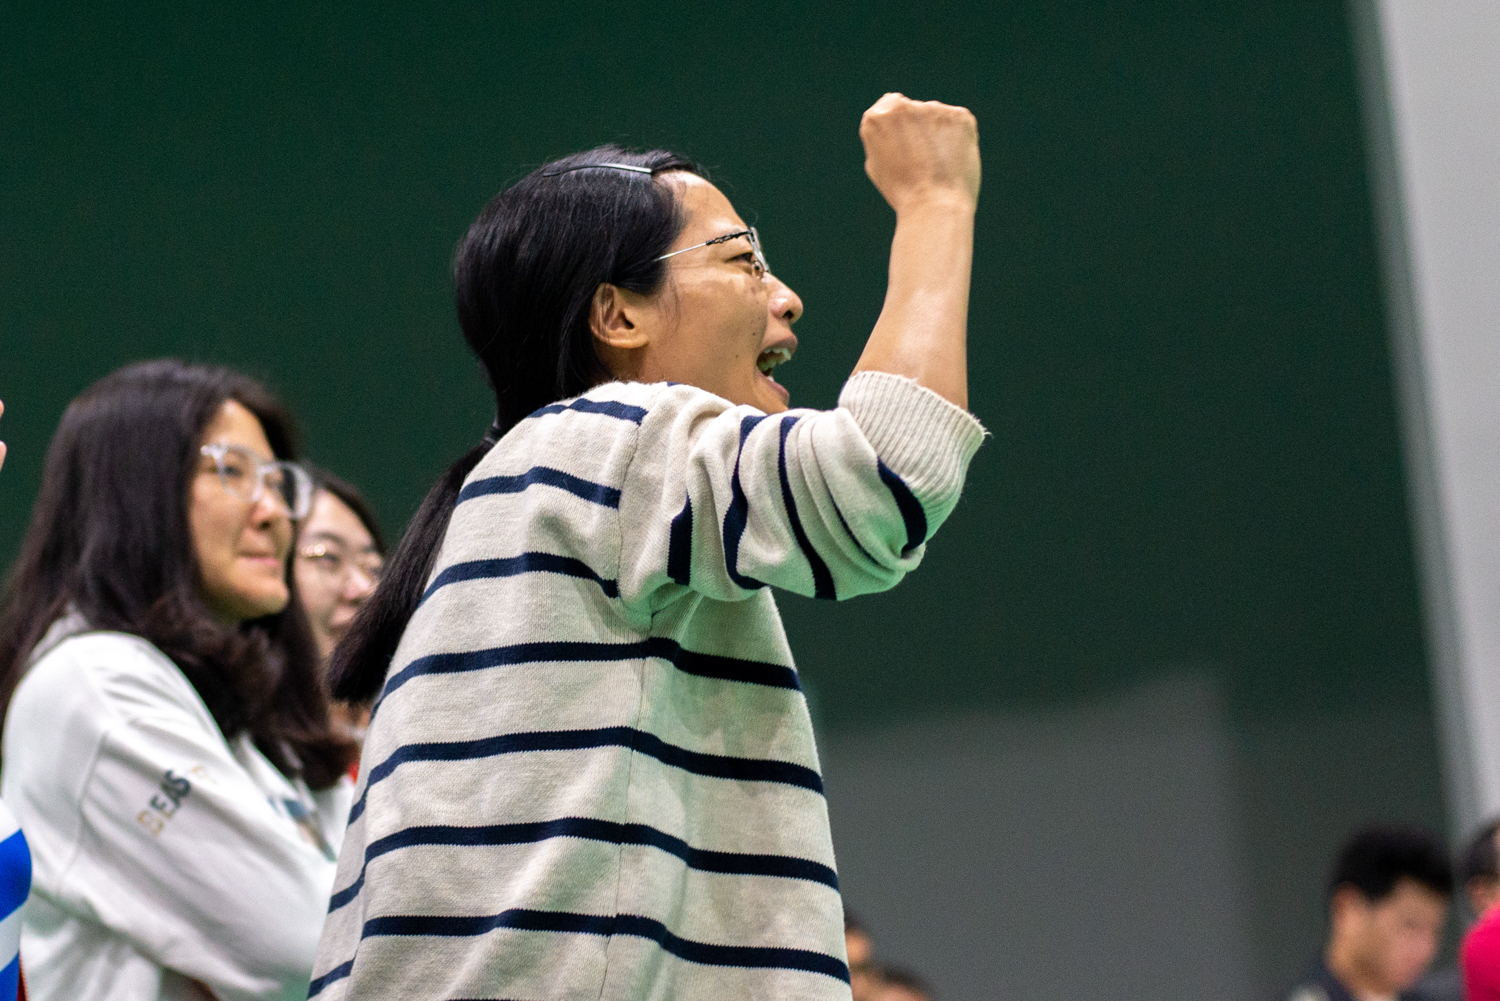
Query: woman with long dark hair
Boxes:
[
  {"xmin": 313, "ymin": 94, "xmax": 984, "ymax": 1001},
  {"xmin": 0, "ymin": 360, "xmax": 357, "ymax": 1000}
]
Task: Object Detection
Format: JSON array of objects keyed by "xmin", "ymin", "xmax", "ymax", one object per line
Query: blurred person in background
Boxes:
[
  {"xmin": 0, "ymin": 361, "xmax": 357, "ymax": 1001},
  {"xmin": 866, "ymin": 964, "xmax": 932, "ymax": 1001},
  {"xmin": 293, "ymin": 467, "xmax": 385, "ymax": 737},
  {"xmin": 1284, "ymin": 826, "xmax": 1452, "ymax": 1001},
  {"xmin": 845, "ymin": 911, "xmax": 876, "ymax": 1000},
  {"xmin": 1457, "ymin": 818, "xmax": 1500, "ymax": 921},
  {"xmin": 1409, "ymin": 818, "xmax": 1500, "ymax": 1001},
  {"xmin": 844, "ymin": 911, "xmax": 936, "ymax": 1001},
  {"xmin": 1459, "ymin": 820, "xmax": 1500, "ymax": 999}
]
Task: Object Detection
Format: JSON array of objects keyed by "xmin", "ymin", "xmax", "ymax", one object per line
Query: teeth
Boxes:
[{"xmin": 757, "ymin": 346, "xmax": 793, "ymax": 375}]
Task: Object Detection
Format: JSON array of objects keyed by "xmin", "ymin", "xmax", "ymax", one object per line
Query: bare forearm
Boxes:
[
  {"xmin": 853, "ymin": 197, "xmax": 975, "ymax": 409},
  {"xmin": 850, "ymin": 94, "xmax": 979, "ymax": 409}
]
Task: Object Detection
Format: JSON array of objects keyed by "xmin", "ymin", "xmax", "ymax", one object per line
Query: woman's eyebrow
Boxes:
[
  {"xmin": 206, "ymin": 440, "xmax": 275, "ymax": 461},
  {"xmin": 706, "ymin": 230, "xmax": 753, "ymax": 249},
  {"xmin": 301, "ymin": 529, "xmax": 379, "ymax": 553}
]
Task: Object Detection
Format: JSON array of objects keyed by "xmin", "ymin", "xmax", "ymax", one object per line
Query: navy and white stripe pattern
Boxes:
[
  {"xmin": 1, "ymin": 801, "xmax": 31, "ymax": 1000},
  {"xmin": 310, "ymin": 371, "xmax": 984, "ymax": 1000}
]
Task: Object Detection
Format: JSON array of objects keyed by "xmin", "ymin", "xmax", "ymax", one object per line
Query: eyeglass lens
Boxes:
[
  {"xmin": 204, "ymin": 445, "xmax": 311, "ymax": 518},
  {"xmin": 300, "ymin": 540, "xmax": 383, "ymax": 582},
  {"xmin": 714, "ymin": 229, "xmax": 768, "ymax": 276},
  {"xmin": 748, "ymin": 227, "xmax": 769, "ymax": 275}
]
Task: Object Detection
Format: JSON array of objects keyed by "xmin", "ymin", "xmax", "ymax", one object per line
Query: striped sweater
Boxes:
[{"xmin": 310, "ymin": 371, "xmax": 985, "ymax": 1000}]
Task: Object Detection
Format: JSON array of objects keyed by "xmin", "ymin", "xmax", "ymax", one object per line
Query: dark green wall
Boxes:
[{"xmin": 1, "ymin": 2, "xmax": 1445, "ymax": 994}]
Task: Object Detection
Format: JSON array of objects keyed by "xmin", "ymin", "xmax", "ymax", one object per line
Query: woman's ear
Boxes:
[{"xmin": 590, "ymin": 283, "xmax": 652, "ymax": 351}]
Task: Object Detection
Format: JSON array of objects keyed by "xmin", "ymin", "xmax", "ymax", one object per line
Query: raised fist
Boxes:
[{"xmin": 860, "ymin": 93, "xmax": 981, "ymax": 215}]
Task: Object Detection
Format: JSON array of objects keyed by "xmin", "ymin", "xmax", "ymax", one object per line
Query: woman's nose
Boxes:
[
  {"xmin": 250, "ymin": 491, "xmax": 292, "ymax": 530},
  {"xmin": 768, "ymin": 275, "xmax": 804, "ymax": 324},
  {"xmin": 345, "ymin": 566, "xmax": 379, "ymax": 602}
]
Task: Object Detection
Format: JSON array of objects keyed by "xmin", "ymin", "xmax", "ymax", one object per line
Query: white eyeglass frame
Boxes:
[{"xmin": 199, "ymin": 443, "xmax": 313, "ymax": 519}]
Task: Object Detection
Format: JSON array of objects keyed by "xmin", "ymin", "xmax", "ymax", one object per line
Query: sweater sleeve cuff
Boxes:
[{"xmin": 837, "ymin": 371, "xmax": 987, "ymax": 507}]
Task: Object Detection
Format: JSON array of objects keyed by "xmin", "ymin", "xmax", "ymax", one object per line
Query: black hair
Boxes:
[
  {"xmin": 1459, "ymin": 818, "xmax": 1500, "ymax": 888},
  {"xmin": 872, "ymin": 964, "xmax": 933, "ymax": 1000},
  {"xmin": 306, "ymin": 465, "xmax": 387, "ymax": 556},
  {"xmin": 0, "ymin": 359, "xmax": 356, "ymax": 788},
  {"xmin": 1328, "ymin": 825, "xmax": 1454, "ymax": 904},
  {"xmin": 329, "ymin": 145, "xmax": 703, "ymax": 703}
]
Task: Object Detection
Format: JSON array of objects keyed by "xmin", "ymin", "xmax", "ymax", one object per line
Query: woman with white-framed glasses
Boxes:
[{"xmin": 0, "ymin": 359, "xmax": 356, "ymax": 1001}]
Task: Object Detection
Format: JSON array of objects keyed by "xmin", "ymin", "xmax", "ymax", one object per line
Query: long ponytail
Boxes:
[{"xmin": 328, "ymin": 441, "xmax": 488, "ymax": 702}]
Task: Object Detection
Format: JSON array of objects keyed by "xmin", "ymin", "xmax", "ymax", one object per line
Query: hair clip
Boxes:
[{"xmin": 541, "ymin": 162, "xmax": 654, "ymax": 177}]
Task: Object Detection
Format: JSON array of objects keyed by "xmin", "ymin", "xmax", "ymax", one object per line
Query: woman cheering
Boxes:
[{"xmin": 316, "ymin": 94, "xmax": 984, "ymax": 1001}]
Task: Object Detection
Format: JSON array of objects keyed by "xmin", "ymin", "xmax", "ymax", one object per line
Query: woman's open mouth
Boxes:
[
  {"xmin": 756, "ymin": 343, "xmax": 795, "ymax": 404},
  {"xmin": 757, "ymin": 344, "xmax": 794, "ymax": 376}
]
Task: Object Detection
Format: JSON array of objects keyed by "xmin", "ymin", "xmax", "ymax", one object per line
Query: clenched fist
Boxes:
[{"xmin": 860, "ymin": 93, "xmax": 981, "ymax": 215}]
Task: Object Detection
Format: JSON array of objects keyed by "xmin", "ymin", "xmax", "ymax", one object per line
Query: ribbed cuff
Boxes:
[{"xmin": 837, "ymin": 371, "xmax": 987, "ymax": 506}]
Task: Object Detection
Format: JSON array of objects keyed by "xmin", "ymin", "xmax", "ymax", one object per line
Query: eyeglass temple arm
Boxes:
[{"xmin": 655, "ymin": 231, "xmax": 758, "ymax": 263}]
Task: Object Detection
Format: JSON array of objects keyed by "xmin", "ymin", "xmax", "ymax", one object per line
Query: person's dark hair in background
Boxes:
[
  {"xmin": 311, "ymin": 466, "xmax": 387, "ymax": 556},
  {"xmin": 0, "ymin": 359, "xmax": 353, "ymax": 786},
  {"xmin": 1328, "ymin": 826, "xmax": 1454, "ymax": 904},
  {"xmin": 330, "ymin": 143, "xmax": 698, "ymax": 703},
  {"xmin": 1283, "ymin": 825, "xmax": 1452, "ymax": 1001}
]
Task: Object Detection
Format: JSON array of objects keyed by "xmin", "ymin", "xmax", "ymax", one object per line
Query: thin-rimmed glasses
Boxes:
[
  {"xmin": 199, "ymin": 443, "xmax": 313, "ymax": 519},
  {"xmin": 297, "ymin": 539, "xmax": 383, "ymax": 586},
  {"xmin": 656, "ymin": 227, "xmax": 768, "ymax": 278}
]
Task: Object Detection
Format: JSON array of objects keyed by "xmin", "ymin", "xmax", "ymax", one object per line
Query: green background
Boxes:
[{"xmin": 0, "ymin": 2, "xmax": 1445, "ymax": 995}]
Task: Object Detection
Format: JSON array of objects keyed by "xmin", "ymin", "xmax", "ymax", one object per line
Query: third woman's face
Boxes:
[
  {"xmin": 294, "ymin": 490, "xmax": 381, "ymax": 662},
  {"xmin": 640, "ymin": 174, "xmax": 804, "ymax": 413}
]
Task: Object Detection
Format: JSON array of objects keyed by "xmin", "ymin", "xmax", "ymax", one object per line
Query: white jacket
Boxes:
[{"xmin": 1, "ymin": 621, "xmax": 350, "ymax": 1001}]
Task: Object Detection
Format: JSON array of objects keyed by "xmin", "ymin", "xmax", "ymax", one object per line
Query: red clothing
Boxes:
[{"xmin": 1462, "ymin": 908, "xmax": 1500, "ymax": 999}]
